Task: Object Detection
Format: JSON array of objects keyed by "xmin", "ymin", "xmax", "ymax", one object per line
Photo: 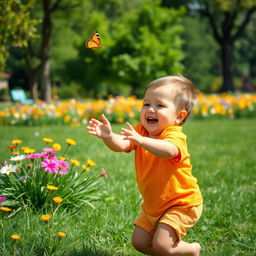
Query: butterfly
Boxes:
[{"xmin": 85, "ymin": 31, "xmax": 102, "ymax": 50}]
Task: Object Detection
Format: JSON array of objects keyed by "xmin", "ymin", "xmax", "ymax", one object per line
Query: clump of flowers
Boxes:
[{"xmin": 0, "ymin": 138, "xmax": 107, "ymax": 212}]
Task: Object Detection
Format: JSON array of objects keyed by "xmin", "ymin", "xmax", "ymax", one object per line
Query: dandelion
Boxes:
[
  {"xmin": 65, "ymin": 138, "xmax": 76, "ymax": 145},
  {"xmin": 52, "ymin": 143, "xmax": 61, "ymax": 151},
  {"xmin": 40, "ymin": 214, "xmax": 52, "ymax": 222},
  {"xmin": 0, "ymin": 165, "xmax": 18, "ymax": 175},
  {"xmin": 47, "ymin": 185, "xmax": 59, "ymax": 191},
  {"xmin": 0, "ymin": 206, "xmax": 12, "ymax": 212},
  {"xmin": 11, "ymin": 234, "xmax": 21, "ymax": 240},
  {"xmin": 71, "ymin": 159, "xmax": 80, "ymax": 166},
  {"xmin": 24, "ymin": 148, "xmax": 36, "ymax": 154},
  {"xmin": 12, "ymin": 139, "xmax": 22, "ymax": 145},
  {"xmin": 43, "ymin": 138, "xmax": 54, "ymax": 143},
  {"xmin": 53, "ymin": 197, "xmax": 63, "ymax": 204},
  {"xmin": 82, "ymin": 164, "xmax": 90, "ymax": 171},
  {"xmin": 57, "ymin": 232, "xmax": 67, "ymax": 239},
  {"xmin": 87, "ymin": 159, "xmax": 96, "ymax": 166}
]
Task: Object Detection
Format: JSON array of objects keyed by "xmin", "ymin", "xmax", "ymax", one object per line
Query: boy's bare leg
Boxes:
[
  {"xmin": 132, "ymin": 226, "xmax": 154, "ymax": 255},
  {"xmin": 152, "ymin": 223, "xmax": 201, "ymax": 256}
]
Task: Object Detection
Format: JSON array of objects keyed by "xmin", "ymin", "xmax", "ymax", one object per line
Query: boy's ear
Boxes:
[{"xmin": 176, "ymin": 110, "xmax": 187, "ymax": 125}]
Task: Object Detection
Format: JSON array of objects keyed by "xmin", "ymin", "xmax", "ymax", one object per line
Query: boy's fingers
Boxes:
[
  {"xmin": 101, "ymin": 114, "xmax": 110, "ymax": 124},
  {"xmin": 126, "ymin": 122, "xmax": 134, "ymax": 130}
]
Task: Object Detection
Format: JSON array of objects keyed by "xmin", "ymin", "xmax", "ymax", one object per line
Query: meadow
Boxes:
[{"xmin": 0, "ymin": 118, "xmax": 256, "ymax": 255}]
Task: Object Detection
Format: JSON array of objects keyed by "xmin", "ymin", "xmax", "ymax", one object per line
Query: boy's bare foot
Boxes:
[{"xmin": 191, "ymin": 243, "xmax": 201, "ymax": 256}]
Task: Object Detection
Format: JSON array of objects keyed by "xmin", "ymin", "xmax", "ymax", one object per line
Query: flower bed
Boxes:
[
  {"xmin": 0, "ymin": 93, "xmax": 255, "ymax": 126},
  {"xmin": 0, "ymin": 138, "xmax": 108, "ymax": 213}
]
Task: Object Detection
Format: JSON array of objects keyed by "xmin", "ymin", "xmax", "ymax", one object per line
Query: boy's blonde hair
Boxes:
[{"xmin": 146, "ymin": 75, "xmax": 199, "ymax": 124}]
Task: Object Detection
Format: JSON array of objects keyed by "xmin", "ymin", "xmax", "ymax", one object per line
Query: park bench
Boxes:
[{"xmin": 10, "ymin": 89, "xmax": 33, "ymax": 104}]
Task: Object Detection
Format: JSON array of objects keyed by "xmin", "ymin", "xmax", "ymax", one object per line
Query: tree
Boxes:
[
  {"xmin": 25, "ymin": 0, "xmax": 82, "ymax": 102},
  {"xmin": 0, "ymin": 0, "xmax": 38, "ymax": 71},
  {"xmin": 194, "ymin": 0, "xmax": 256, "ymax": 92},
  {"xmin": 162, "ymin": 0, "xmax": 256, "ymax": 92},
  {"xmin": 107, "ymin": 1, "xmax": 186, "ymax": 96}
]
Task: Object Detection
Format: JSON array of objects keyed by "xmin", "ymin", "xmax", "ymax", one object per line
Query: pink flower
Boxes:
[
  {"xmin": 43, "ymin": 148, "xmax": 57, "ymax": 154},
  {"xmin": 45, "ymin": 154, "xmax": 57, "ymax": 161},
  {"xmin": 26, "ymin": 153, "xmax": 47, "ymax": 159},
  {"xmin": 41, "ymin": 159, "xmax": 58, "ymax": 173},
  {"xmin": 101, "ymin": 168, "xmax": 108, "ymax": 179},
  {"xmin": 0, "ymin": 196, "xmax": 7, "ymax": 202},
  {"xmin": 59, "ymin": 169, "xmax": 68, "ymax": 175},
  {"xmin": 57, "ymin": 160, "xmax": 69, "ymax": 175}
]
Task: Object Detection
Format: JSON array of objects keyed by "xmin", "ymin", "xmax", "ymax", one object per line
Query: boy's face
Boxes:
[{"xmin": 140, "ymin": 84, "xmax": 180, "ymax": 137}]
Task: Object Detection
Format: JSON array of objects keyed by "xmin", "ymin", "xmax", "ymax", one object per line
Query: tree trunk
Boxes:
[
  {"xmin": 29, "ymin": 70, "xmax": 39, "ymax": 100},
  {"xmin": 220, "ymin": 41, "xmax": 234, "ymax": 92},
  {"xmin": 40, "ymin": 0, "xmax": 52, "ymax": 102},
  {"xmin": 40, "ymin": 58, "xmax": 51, "ymax": 101}
]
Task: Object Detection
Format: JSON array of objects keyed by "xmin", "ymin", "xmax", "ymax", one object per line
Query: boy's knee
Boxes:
[
  {"xmin": 132, "ymin": 237, "xmax": 151, "ymax": 254},
  {"xmin": 152, "ymin": 239, "xmax": 171, "ymax": 256}
]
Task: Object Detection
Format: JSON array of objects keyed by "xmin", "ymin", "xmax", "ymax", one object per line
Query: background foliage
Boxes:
[{"xmin": 1, "ymin": 0, "xmax": 256, "ymax": 101}]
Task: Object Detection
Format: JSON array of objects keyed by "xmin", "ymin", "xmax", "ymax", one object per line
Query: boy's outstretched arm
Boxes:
[
  {"xmin": 121, "ymin": 122, "xmax": 179, "ymax": 159},
  {"xmin": 87, "ymin": 114, "xmax": 131, "ymax": 152}
]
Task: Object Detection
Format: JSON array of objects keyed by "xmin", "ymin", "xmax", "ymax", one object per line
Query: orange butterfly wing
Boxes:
[{"xmin": 86, "ymin": 31, "xmax": 102, "ymax": 49}]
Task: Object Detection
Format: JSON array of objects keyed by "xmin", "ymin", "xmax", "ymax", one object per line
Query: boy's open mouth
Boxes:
[{"xmin": 147, "ymin": 117, "xmax": 158, "ymax": 124}]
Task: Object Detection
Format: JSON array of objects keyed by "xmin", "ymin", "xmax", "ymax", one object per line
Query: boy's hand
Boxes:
[
  {"xmin": 121, "ymin": 122, "xmax": 144, "ymax": 146},
  {"xmin": 87, "ymin": 114, "xmax": 112, "ymax": 139}
]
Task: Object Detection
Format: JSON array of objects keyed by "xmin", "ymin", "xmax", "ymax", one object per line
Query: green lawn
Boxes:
[{"xmin": 0, "ymin": 118, "xmax": 255, "ymax": 255}]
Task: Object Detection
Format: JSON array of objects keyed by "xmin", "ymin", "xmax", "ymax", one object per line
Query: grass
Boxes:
[{"xmin": 0, "ymin": 118, "xmax": 256, "ymax": 255}]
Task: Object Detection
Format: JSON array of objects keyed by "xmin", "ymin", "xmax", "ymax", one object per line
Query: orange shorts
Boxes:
[{"xmin": 134, "ymin": 204, "xmax": 203, "ymax": 240}]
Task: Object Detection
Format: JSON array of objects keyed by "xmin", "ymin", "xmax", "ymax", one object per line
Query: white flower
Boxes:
[
  {"xmin": 10, "ymin": 155, "xmax": 26, "ymax": 161},
  {"xmin": 0, "ymin": 165, "xmax": 18, "ymax": 175}
]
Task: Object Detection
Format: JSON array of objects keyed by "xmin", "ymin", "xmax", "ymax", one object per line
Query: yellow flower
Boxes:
[
  {"xmin": 53, "ymin": 197, "xmax": 63, "ymax": 204},
  {"xmin": 21, "ymin": 146, "xmax": 30, "ymax": 151},
  {"xmin": 12, "ymin": 139, "xmax": 22, "ymax": 145},
  {"xmin": 0, "ymin": 207, "xmax": 12, "ymax": 212},
  {"xmin": 65, "ymin": 138, "xmax": 76, "ymax": 145},
  {"xmin": 12, "ymin": 151, "xmax": 20, "ymax": 156},
  {"xmin": 59, "ymin": 156, "xmax": 66, "ymax": 161},
  {"xmin": 57, "ymin": 232, "xmax": 67, "ymax": 239},
  {"xmin": 47, "ymin": 185, "xmax": 59, "ymax": 191},
  {"xmin": 52, "ymin": 143, "xmax": 61, "ymax": 151},
  {"xmin": 24, "ymin": 148, "xmax": 36, "ymax": 154},
  {"xmin": 82, "ymin": 164, "xmax": 90, "ymax": 171},
  {"xmin": 71, "ymin": 159, "xmax": 80, "ymax": 166},
  {"xmin": 11, "ymin": 234, "xmax": 21, "ymax": 240},
  {"xmin": 40, "ymin": 214, "xmax": 52, "ymax": 222},
  {"xmin": 87, "ymin": 159, "xmax": 96, "ymax": 166},
  {"xmin": 43, "ymin": 138, "xmax": 54, "ymax": 143}
]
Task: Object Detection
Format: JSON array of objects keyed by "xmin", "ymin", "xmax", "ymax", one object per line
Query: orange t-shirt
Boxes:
[{"xmin": 129, "ymin": 124, "xmax": 203, "ymax": 217}]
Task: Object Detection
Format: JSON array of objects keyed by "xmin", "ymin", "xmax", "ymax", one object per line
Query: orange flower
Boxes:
[
  {"xmin": 0, "ymin": 206, "xmax": 12, "ymax": 212},
  {"xmin": 53, "ymin": 197, "xmax": 63, "ymax": 204},
  {"xmin": 57, "ymin": 232, "xmax": 67, "ymax": 239},
  {"xmin": 40, "ymin": 214, "xmax": 52, "ymax": 222}
]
